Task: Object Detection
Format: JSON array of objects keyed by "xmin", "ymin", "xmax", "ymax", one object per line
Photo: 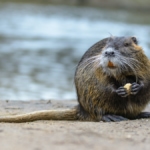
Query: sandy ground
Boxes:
[{"xmin": 0, "ymin": 100, "xmax": 150, "ymax": 150}]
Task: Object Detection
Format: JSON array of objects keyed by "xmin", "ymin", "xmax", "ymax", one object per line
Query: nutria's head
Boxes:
[
  {"xmin": 78, "ymin": 36, "xmax": 149, "ymax": 80},
  {"xmin": 99, "ymin": 36, "xmax": 147, "ymax": 78}
]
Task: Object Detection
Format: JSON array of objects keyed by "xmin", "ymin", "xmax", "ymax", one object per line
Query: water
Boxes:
[{"xmin": 0, "ymin": 2, "xmax": 150, "ymax": 100}]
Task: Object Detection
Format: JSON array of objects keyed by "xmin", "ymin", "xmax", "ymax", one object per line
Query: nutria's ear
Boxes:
[{"xmin": 131, "ymin": 37, "xmax": 138, "ymax": 45}]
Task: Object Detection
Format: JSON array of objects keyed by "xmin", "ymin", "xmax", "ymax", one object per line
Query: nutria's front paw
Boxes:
[
  {"xmin": 131, "ymin": 82, "xmax": 142, "ymax": 95},
  {"xmin": 116, "ymin": 86, "xmax": 128, "ymax": 97}
]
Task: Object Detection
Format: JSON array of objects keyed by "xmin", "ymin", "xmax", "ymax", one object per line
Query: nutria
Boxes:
[
  {"xmin": 0, "ymin": 36, "xmax": 150, "ymax": 123},
  {"xmin": 75, "ymin": 36, "xmax": 150, "ymax": 121}
]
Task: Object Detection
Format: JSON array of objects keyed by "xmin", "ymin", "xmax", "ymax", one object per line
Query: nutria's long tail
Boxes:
[{"xmin": 0, "ymin": 109, "xmax": 78, "ymax": 123}]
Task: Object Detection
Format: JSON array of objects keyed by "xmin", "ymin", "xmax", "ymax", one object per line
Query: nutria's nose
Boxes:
[{"xmin": 105, "ymin": 51, "xmax": 115, "ymax": 57}]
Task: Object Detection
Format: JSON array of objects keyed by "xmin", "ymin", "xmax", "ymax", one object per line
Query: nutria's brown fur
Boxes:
[
  {"xmin": 0, "ymin": 36, "xmax": 150, "ymax": 123},
  {"xmin": 75, "ymin": 36, "xmax": 150, "ymax": 121}
]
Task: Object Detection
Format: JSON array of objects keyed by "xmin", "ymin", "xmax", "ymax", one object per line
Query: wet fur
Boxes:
[{"xmin": 75, "ymin": 36, "xmax": 150, "ymax": 121}]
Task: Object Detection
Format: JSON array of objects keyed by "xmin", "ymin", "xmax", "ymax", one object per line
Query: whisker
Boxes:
[
  {"xmin": 78, "ymin": 55, "xmax": 101, "ymax": 72},
  {"xmin": 120, "ymin": 58, "xmax": 138, "ymax": 82}
]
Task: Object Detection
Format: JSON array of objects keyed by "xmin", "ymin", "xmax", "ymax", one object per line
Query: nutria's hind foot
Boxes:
[
  {"xmin": 136, "ymin": 112, "xmax": 150, "ymax": 119},
  {"xmin": 102, "ymin": 114, "xmax": 128, "ymax": 122}
]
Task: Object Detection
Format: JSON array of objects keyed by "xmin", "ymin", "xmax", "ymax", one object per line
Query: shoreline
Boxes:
[
  {"xmin": 0, "ymin": 100, "xmax": 150, "ymax": 150},
  {"xmin": 1, "ymin": 0, "xmax": 150, "ymax": 11}
]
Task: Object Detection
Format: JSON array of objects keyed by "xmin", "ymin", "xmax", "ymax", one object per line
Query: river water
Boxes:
[{"xmin": 0, "ymin": 2, "xmax": 150, "ymax": 100}]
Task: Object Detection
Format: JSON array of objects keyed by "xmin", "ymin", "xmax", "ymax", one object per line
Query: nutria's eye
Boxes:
[
  {"xmin": 131, "ymin": 37, "xmax": 138, "ymax": 45},
  {"xmin": 124, "ymin": 43, "xmax": 130, "ymax": 47}
]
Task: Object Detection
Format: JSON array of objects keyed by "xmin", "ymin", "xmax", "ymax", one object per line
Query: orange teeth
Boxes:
[{"xmin": 108, "ymin": 61, "xmax": 115, "ymax": 68}]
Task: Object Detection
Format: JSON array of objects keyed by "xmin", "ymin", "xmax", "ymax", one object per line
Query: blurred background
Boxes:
[{"xmin": 0, "ymin": 0, "xmax": 150, "ymax": 101}]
